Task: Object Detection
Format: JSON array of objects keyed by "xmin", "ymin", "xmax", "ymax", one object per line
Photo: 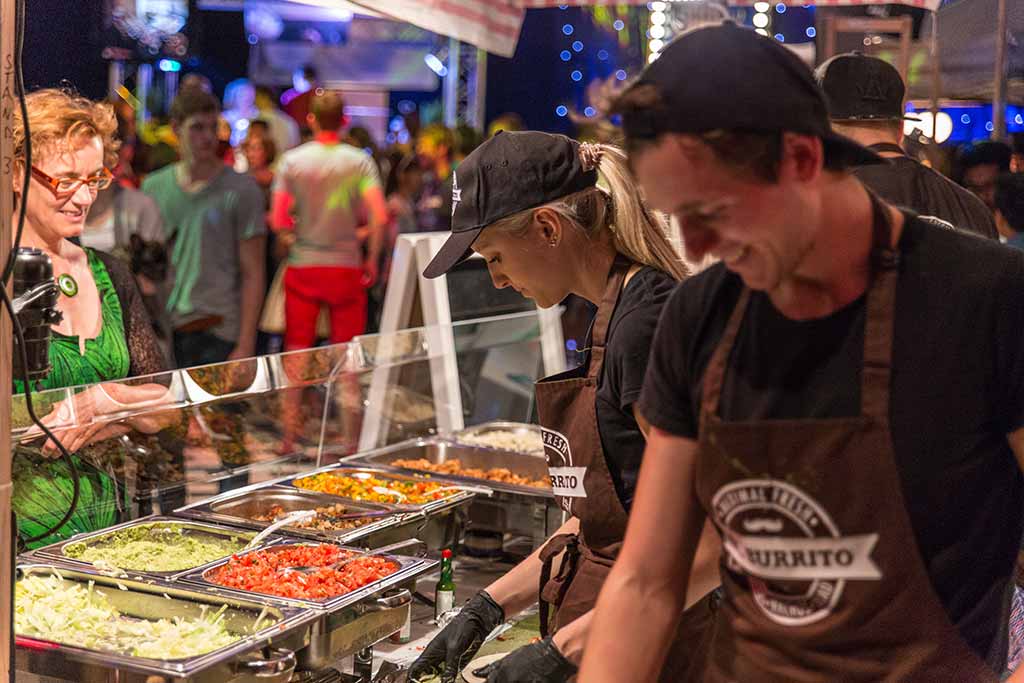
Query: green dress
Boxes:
[{"xmin": 13, "ymin": 248, "xmax": 131, "ymax": 548}]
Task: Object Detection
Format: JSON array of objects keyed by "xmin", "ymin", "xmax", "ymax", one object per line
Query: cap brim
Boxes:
[
  {"xmin": 823, "ymin": 130, "xmax": 885, "ymax": 166},
  {"xmin": 422, "ymin": 228, "xmax": 483, "ymax": 279}
]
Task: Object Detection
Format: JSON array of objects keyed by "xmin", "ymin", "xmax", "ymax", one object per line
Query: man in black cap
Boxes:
[
  {"xmin": 580, "ymin": 22, "xmax": 1024, "ymax": 683},
  {"xmin": 816, "ymin": 52, "xmax": 997, "ymax": 240}
]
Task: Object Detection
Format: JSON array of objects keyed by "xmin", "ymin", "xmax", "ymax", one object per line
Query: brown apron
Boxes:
[
  {"xmin": 695, "ymin": 194, "xmax": 998, "ymax": 682},
  {"xmin": 535, "ymin": 257, "xmax": 715, "ymax": 682}
]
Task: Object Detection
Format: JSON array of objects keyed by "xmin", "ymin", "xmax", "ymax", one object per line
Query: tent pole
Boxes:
[
  {"xmin": 993, "ymin": 0, "xmax": 1008, "ymax": 140},
  {"xmin": 929, "ymin": 10, "xmax": 941, "ymax": 143},
  {"xmin": 444, "ymin": 37, "xmax": 460, "ymax": 128}
]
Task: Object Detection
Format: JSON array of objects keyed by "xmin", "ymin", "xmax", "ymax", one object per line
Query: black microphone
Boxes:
[{"xmin": 12, "ymin": 247, "xmax": 62, "ymax": 384}]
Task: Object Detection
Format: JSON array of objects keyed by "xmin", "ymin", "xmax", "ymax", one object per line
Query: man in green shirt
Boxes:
[{"xmin": 143, "ymin": 88, "xmax": 267, "ymax": 367}]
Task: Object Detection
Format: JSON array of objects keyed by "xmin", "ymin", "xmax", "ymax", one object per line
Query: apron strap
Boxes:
[
  {"xmin": 861, "ymin": 190, "xmax": 899, "ymax": 422},
  {"xmin": 701, "ymin": 190, "xmax": 899, "ymax": 425},
  {"xmin": 702, "ymin": 288, "xmax": 751, "ymax": 421},
  {"xmin": 586, "ymin": 256, "xmax": 633, "ymax": 380},
  {"xmin": 538, "ymin": 532, "xmax": 581, "ymax": 638}
]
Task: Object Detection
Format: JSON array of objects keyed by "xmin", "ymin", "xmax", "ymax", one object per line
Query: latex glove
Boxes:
[
  {"xmin": 408, "ymin": 591, "xmax": 505, "ymax": 683},
  {"xmin": 474, "ymin": 637, "xmax": 577, "ymax": 683}
]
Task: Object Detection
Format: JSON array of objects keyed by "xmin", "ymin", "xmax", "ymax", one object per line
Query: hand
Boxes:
[
  {"xmin": 22, "ymin": 382, "xmax": 173, "ymax": 453},
  {"xmin": 475, "ymin": 638, "xmax": 577, "ymax": 683},
  {"xmin": 362, "ymin": 259, "xmax": 379, "ymax": 287},
  {"xmin": 227, "ymin": 344, "xmax": 255, "ymax": 362},
  {"xmin": 408, "ymin": 591, "xmax": 505, "ymax": 683}
]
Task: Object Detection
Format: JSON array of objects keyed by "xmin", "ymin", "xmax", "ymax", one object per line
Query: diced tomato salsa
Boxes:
[{"xmin": 206, "ymin": 544, "xmax": 398, "ymax": 601}]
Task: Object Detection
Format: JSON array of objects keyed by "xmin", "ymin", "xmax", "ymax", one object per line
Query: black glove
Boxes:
[
  {"xmin": 408, "ymin": 591, "xmax": 505, "ymax": 683},
  {"xmin": 474, "ymin": 638, "xmax": 577, "ymax": 683}
]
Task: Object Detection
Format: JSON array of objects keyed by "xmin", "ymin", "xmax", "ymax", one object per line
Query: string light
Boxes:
[
  {"xmin": 647, "ymin": 2, "xmax": 673, "ymax": 63},
  {"xmin": 556, "ymin": 105, "xmax": 568, "ymax": 117},
  {"xmin": 806, "ymin": 26, "xmax": 816, "ymax": 38},
  {"xmin": 571, "ymin": 69, "xmax": 583, "ymax": 81},
  {"xmin": 753, "ymin": 13, "xmax": 769, "ymax": 28},
  {"xmin": 560, "ymin": 50, "xmax": 571, "ymax": 61}
]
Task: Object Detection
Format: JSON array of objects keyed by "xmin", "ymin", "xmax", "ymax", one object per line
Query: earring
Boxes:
[{"xmin": 549, "ymin": 240, "xmax": 557, "ymax": 247}]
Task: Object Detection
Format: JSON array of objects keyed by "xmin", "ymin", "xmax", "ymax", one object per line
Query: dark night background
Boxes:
[{"xmin": 19, "ymin": 1, "xmax": 644, "ymax": 135}]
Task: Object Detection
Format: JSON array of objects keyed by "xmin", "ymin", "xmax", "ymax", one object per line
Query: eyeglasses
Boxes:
[{"xmin": 30, "ymin": 166, "xmax": 113, "ymax": 197}]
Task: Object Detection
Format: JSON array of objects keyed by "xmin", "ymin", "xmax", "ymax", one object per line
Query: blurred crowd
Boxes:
[
  {"xmin": 36, "ymin": 63, "xmax": 1024, "ymax": 374},
  {"xmin": 76, "ymin": 65, "xmax": 527, "ymax": 371}
]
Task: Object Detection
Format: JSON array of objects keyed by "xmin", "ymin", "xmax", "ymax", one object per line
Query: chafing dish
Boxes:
[
  {"xmin": 14, "ymin": 563, "xmax": 314, "ymax": 683},
  {"xmin": 451, "ymin": 421, "xmax": 545, "ymax": 455},
  {"xmin": 179, "ymin": 541, "xmax": 436, "ymax": 669},
  {"xmin": 350, "ymin": 438, "xmax": 551, "ymax": 498},
  {"xmin": 180, "ymin": 540, "xmax": 433, "ymax": 611},
  {"xmin": 347, "ymin": 438, "xmax": 564, "ymax": 549},
  {"xmin": 32, "ymin": 516, "xmax": 281, "ymax": 581},
  {"xmin": 282, "ymin": 465, "xmax": 476, "ymax": 512},
  {"xmin": 173, "ymin": 471, "xmax": 470, "ymax": 550},
  {"xmin": 174, "ymin": 485, "xmax": 401, "ymax": 544}
]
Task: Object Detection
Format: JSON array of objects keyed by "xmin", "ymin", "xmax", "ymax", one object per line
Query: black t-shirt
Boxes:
[
  {"xmin": 854, "ymin": 154, "xmax": 998, "ymax": 240},
  {"xmin": 583, "ymin": 266, "xmax": 677, "ymax": 511},
  {"xmin": 639, "ymin": 215, "xmax": 1024, "ymax": 664}
]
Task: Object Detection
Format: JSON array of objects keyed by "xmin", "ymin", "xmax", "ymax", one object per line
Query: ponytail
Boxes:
[
  {"xmin": 594, "ymin": 145, "xmax": 689, "ymax": 280},
  {"xmin": 491, "ymin": 141, "xmax": 689, "ymax": 281}
]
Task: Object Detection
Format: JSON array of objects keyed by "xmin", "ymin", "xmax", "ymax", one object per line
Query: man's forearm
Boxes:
[
  {"xmin": 578, "ymin": 563, "xmax": 687, "ymax": 682},
  {"xmin": 365, "ymin": 219, "xmax": 384, "ymax": 266},
  {"xmin": 235, "ymin": 268, "xmax": 264, "ymax": 354},
  {"xmin": 486, "ymin": 516, "xmax": 580, "ymax": 617}
]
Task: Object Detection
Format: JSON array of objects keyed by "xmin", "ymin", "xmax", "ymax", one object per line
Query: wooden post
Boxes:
[
  {"xmin": 993, "ymin": 0, "xmax": 1008, "ymax": 140},
  {"xmin": 0, "ymin": 0, "xmax": 15, "ymax": 677}
]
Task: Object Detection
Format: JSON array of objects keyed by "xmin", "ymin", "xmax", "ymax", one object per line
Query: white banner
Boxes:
[
  {"xmin": 549, "ymin": 466, "xmax": 588, "ymax": 498},
  {"xmin": 348, "ymin": 0, "xmax": 525, "ymax": 57},
  {"xmin": 723, "ymin": 532, "xmax": 882, "ymax": 581}
]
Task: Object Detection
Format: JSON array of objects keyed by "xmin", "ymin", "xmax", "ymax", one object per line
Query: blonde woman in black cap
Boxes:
[
  {"xmin": 410, "ymin": 131, "xmax": 722, "ymax": 683},
  {"xmin": 581, "ymin": 22, "xmax": 1024, "ymax": 683}
]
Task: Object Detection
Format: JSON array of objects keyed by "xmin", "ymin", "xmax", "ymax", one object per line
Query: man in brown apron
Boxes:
[
  {"xmin": 579, "ymin": 23, "xmax": 1024, "ymax": 682},
  {"xmin": 409, "ymin": 131, "xmax": 720, "ymax": 683}
]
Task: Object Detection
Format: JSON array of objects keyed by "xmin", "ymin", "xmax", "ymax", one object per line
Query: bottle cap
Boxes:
[{"xmin": 442, "ymin": 549, "xmax": 452, "ymax": 559}]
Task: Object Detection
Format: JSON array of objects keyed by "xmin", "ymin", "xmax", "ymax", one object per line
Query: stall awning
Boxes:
[{"xmin": 347, "ymin": 0, "xmax": 940, "ymax": 57}]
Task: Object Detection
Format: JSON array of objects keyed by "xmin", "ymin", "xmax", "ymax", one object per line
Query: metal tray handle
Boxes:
[
  {"xmin": 232, "ymin": 647, "xmax": 297, "ymax": 677},
  {"xmin": 357, "ymin": 588, "xmax": 412, "ymax": 614}
]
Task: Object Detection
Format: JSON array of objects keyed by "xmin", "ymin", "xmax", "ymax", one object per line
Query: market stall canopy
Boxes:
[
  {"xmin": 907, "ymin": 0, "xmax": 1024, "ymax": 102},
  {"xmin": 343, "ymin": 0, "xmax": 938, "ymax": 57}
]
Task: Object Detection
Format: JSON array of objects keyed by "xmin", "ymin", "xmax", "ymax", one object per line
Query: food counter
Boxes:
[{"xmin": 10, "ymin": 312, "xmax": 561, "ymax": 681}]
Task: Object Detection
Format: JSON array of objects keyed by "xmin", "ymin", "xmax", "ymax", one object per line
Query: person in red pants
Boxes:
[{"xmin": 270, "ymin": 89, "xmax": 387, "ymax": 351}]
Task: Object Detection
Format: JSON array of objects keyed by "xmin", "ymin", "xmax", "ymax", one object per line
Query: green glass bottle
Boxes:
[{"xmin": 435, "ymin": 548, "xmax": 456, "ymax": 621}]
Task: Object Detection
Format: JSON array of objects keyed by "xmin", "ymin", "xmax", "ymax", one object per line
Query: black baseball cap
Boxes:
[
  {"xmin": 815, "ymin": 52, "xmax": 919, "ymax": 122},
  {"xmin": 618, "ymin": 22, "xmax": 881, "ymax": 167},
  {"xmin": 422, "ymin": 131, "xmax": 598, "ymax": 279}
]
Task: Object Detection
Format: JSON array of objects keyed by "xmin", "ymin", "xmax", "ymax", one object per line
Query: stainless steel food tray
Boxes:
[
  {"xmin": 179, "ymin": 541, "xmax": 437, "ymax": 611},
  {"xmin": 274, "ymin": 464, "xmax": 477, "ymax": 513},
  {"xmin": 32, "ymin": 516, "xmax": 283, "ymax": 581},
  {"xmin": 347, "ymin": 437, "xmax": 552, "ymax": 499},
  {"xmin": 174, "ymin": 485, "xmax": 403, "ymax": 544},
  {"xmin": 451, "ymin": 420, "xmax": 545, "ymax": 454},
  {"xmin": 15, "ymin": 563, "xmax": 315, "ymax": 683}
]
